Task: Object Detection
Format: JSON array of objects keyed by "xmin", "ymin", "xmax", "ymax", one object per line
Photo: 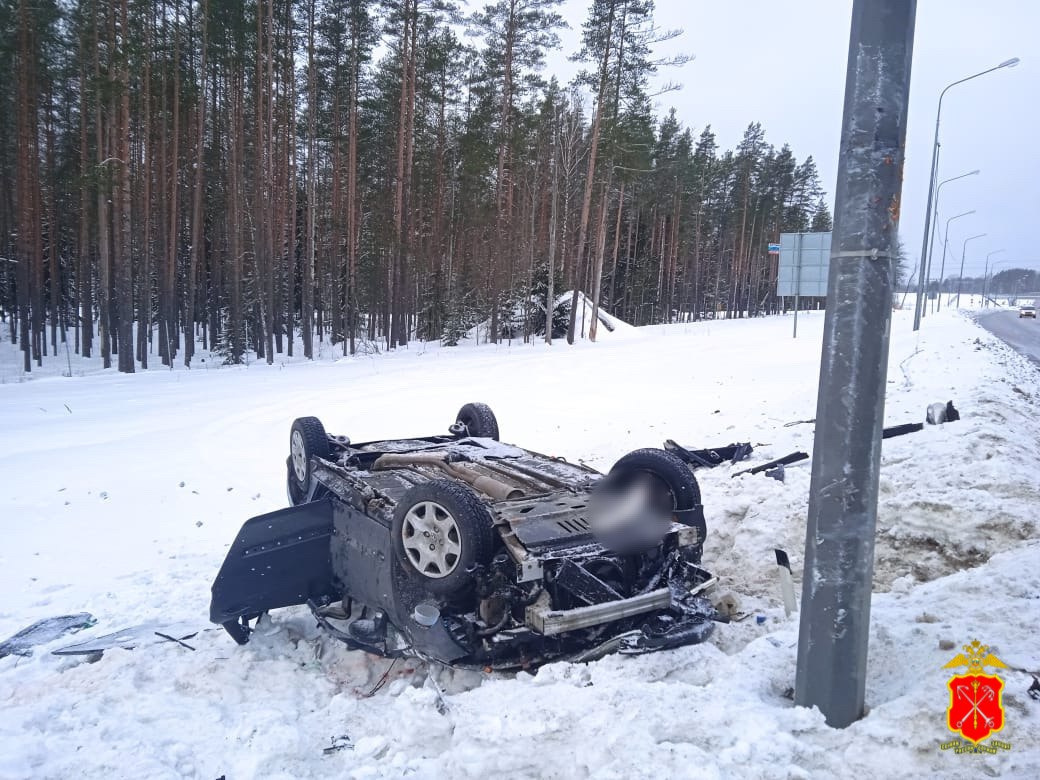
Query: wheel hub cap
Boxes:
[
  {"xmin": 291, "ymin": 430, "xmax": 308, "ymax": 483},
  {"xmin": 401, "ymin": 501, "xmax": 462, "ymax": 578}
]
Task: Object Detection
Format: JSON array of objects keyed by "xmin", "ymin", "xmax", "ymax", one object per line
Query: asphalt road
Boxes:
[{"xmin": 976, "ymin": 309, "xmax": 1040, "ymax": 366}]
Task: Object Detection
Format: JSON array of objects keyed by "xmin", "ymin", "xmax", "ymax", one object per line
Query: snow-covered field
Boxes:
[{"xmin": 1, "ymin": 307, "xmax": 1038, "ymax": 779}]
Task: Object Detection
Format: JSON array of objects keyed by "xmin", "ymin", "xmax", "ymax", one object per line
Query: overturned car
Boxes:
[{"xmin": 210, "ymin": 404, "xmax": 722, "ymax": 669}]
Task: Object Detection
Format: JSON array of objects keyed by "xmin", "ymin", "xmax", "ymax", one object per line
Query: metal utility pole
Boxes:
[
  {"xmin": 795, "ymin": 0, "xmax": 916, "ymax": 729},
  {"xmin": 955, "ymin": 233, "xmax": 986, "ymax": 308}
]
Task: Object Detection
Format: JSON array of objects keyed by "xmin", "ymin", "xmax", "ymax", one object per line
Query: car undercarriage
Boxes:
[{"xmin": 210, "ymin": 404, "xmax": 723, "ymax": 669}]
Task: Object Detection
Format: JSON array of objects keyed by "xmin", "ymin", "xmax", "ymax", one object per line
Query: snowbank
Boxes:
[
  {"xmin": 1, "ymin": 307, "xmax": 1038, "ymax": 779},
  {"xmin": 557, "ymin": 290, "xmax": 635, "ymax": 339},
  {"xmin": 461, "ymin": 290, "xmax": 635, "ymax": 345}
]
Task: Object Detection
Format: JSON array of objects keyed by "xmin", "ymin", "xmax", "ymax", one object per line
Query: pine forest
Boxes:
[{"xmin": 0, "ymin": 0, "xmax": 834, "ymax": 372}]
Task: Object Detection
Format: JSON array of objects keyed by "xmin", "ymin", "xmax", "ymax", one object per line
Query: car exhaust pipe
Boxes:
[
  {"xmin": 459, "ymin": 471, "xmax": 525, "ymax": 501},
  {"xmin": 372, "ymin": 453, "xmax": 524, "ymax": 501}
]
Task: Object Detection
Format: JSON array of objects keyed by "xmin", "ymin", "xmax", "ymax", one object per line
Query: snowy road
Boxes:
[
  {"xmin": 976, "ymin": 309, "xmax": 1040, "ymax": 366},
  {"xmin": 2, "ymin": 309, "xmax": 1039, "ymax": 779}
]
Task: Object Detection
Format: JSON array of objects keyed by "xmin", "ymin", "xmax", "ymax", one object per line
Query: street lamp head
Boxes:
[
  {"xmin": 968, "ymin": 169, "xmax": 980, "ymax": 176},
  {"xmin": 999, "ymin": 57, "xmax": 1020, "ymax": 69}
]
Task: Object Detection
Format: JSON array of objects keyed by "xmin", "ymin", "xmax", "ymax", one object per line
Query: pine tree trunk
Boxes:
[
  {"xmin": 78, "ymin": 30, "xmax": 93, "ymax": 359},
  {"xmin": 229, "ymin": 70, "xmax": 244, "ymax": 363},
  {"xmin": 115, "ymin": 0, "xmax": 134, "ymax": 372},
  {"xmin": 207, "ymin": 59, "xmax": 221, "ymax": 350},
  {"xmin": 545, "ymin": 118, "xmax": 560, "ymax": 345},
  {"xmin": 346, "ymin": 25, "xmax": 359, "ymax": 355},
  {"xmin": 263, "ymin": 0, "xmax": 275, "ymax": 363},
  {"xmin": 14, "ymin": 0, "xmax": 39, "ymax": 371},
  {"xmin": 45, "ymin": 114, "xmax": 60, "ymax": 354},
  {"xmin": 185, "ymin": 0, "xmax": 209, "ymax": 366},
  {"xmin": 588, "ymin": 173, "xmax": 613, "ymax": 342},
  {"xmin": 94, "ymin": 7, "xmax": 112, "ymax": 369},
  {"xmin": 303, "ymin": 0, "xmax": 317, "ymax": 358},
  {"xmin": 602, "ymin": 179, "xmax": 625, "ymax": 325},
  {"xmin": 389, "ymin": 5, "xmax": 411, "ymax": 349},
  {"xmin": 284, "ymin": 3, "xmax": 296, "ymax": 358},
  {"xmin": 137, "ymin": 13, "xmax": 153, "ymax": 368},
  {"xmin": 166, "ymin": 3, "xmax": 181, "ymax": 364},
  {"xmin": 567, "ymin": 3, "xmax": 614, "ymax": 344}
]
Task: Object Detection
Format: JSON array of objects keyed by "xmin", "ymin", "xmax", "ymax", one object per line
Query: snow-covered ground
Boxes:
[{"xmin": 1, "ymin": 307, "xmax": 1038, "ymax": 779}]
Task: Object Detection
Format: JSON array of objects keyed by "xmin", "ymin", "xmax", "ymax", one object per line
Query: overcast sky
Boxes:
[{"xmin": 548, "ymin": 0, "xmax": 1039, "ymax": 279}]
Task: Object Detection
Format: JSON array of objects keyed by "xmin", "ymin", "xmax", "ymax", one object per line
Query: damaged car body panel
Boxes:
[
  {"xmin": 210, "ymin": 499, "xmax": 337, "ymax": 627},
  {"xmin": 210, "ymin": 404, "xmax": 721, "ymax": 668}
]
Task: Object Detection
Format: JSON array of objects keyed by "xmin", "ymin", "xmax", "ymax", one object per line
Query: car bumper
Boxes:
[{"xmin": 525, "ymin": 575, "xmax": 717, "ymax": 635}]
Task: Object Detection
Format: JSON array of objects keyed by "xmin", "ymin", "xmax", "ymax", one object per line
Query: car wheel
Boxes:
[
  {"xmin": 391, "ymin": 480, "xmax": 496, "ymax": 596},
  {"xmin": 455, "ymin": 402, "xmax": 500, "ymax": 440},
  {"xmin": 608, "ymin": 448, "xmax": 706, "ymax": 553},
  {"xmin": 288, "ymin": 416, "xmax": 331, "ymax": 503}
]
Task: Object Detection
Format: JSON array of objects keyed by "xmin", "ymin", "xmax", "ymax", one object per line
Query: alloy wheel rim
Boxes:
[
  {"xmin": 401, "ymin": 501, "xmax": 462, "ymax": 578},
  {"xmin": 291, "ymin": 430, "xmax": 308, "ymax": 483}
]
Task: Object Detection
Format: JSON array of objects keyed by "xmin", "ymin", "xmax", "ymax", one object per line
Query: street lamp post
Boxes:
[
  {"xmin": 912, "ymin": 58, "xmax": 1020, "ymax": 331},
  {"xmin": 921, "ymin": 169, "xmax": 979, "ymax": 319},
  {"xmin": 935, "ymin": 210, "xmax": 975, "ymax": 311},
  {"xmin": 983, "ymin": 258, "xmax": 1012, "ymax": 303},
  {"xmin": 981, "ymin": 249, "xmax": 1006, "ymax": 306},
  {"xmin": 956, "ymin": 233, "xmax": 987, "ymax": 308}
]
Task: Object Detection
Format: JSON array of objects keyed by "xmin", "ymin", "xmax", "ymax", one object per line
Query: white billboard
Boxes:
[{"xmin": 777, "ymin": 231, "xmax": 832, "ymax": 298}]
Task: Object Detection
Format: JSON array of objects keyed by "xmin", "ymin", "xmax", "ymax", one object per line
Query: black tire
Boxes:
[
  {"xmin": 455, "ymin": 402, "xmax": 500, "ymax": 440},
  {"xmin": 391, "ymin": 479, "xmax": 497, "ymax": 596},
  {"xmin": 288, "ymin": 416, "xmax": 331, "ymax": 503},
  {"xmin": 608, "ymin": 448, "xmax": 706, "ymax": 551}
]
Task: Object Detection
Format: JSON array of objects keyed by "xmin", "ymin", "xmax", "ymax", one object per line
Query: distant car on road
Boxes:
[{"xmin": 1019, "ymin": 303, "xmax": 1036, "ymax": 319}]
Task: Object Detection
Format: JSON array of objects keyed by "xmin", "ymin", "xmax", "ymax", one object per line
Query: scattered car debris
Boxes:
[
  {"xmin": 926, "ymin": 400, "xmax": 960, "ymax": 425},
  {"xmin": 154, "ymin": 631, "xmax": 197, "ymax": 651},
  {"xmin": 881, "ymin": 422, "xmax": 924, "ymax": 439},
  {"xmin": 774, "ymin": 550, "xmax": 798, "ymax": 617},
  {"xmin": 732, "ymin": 451, "xmax": 810, "ymax": 478},
  {"xmin": 722, "ymin": 402, "xmax": 961, "ymax": 480},
  {"xmin": 424, "ymin": 668, "xmax": 452, "ymax": 716},
  {"xmin": 323, "ymin": 735, "xmax": 354, "ymax": 755},
  {"xmin": 787, "ymin": 400, "xmax": 961, "ymax": 434},
  {"xmin": 0, "ymin": 613, "xmax": 96, "ymax": 658},
  {"xmin": 663, "ymin": 440, "xmax": 753, "ymax": 468},
  {"xmin": 211, "ymin": 403, "xmax": 723, "ymax": 669},
  {"xmin": 709, "ymin": 590, "xmax": 745, "ymax": 621},
  {"xmin": 53, "ymin": 622, "xmax": 202, "ymax": 657}
]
